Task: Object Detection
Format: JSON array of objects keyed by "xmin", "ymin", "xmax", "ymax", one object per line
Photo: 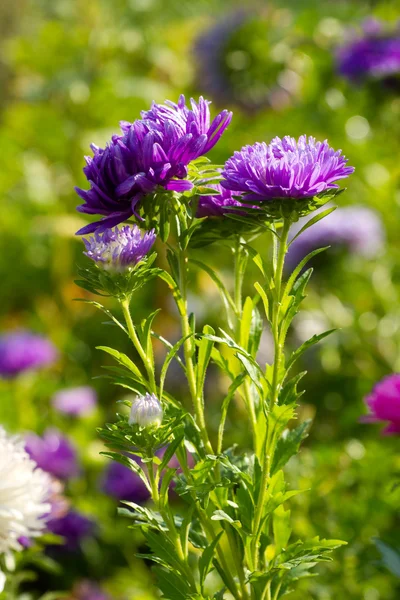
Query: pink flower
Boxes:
[{"xmin": 362, "ymin": 374, "xmax": 400, "ymax": 435}]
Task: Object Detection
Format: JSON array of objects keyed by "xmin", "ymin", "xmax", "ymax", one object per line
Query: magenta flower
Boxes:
[
  {"xmin": 0, "ymin": 331, "xmax": 58, "ymax": 378},
  {"xmin": 76, "ymin": 96, "xmax": 232, "ymax": 234},
  {"xmin": 25, "ymin": 429, "xmax": 79, "ymax": 481},
  {"xmin": 222, "ymin": 136, "xmax": 354, "ymax": 203},
  {"xmin": 362, "ymin": 374, "xmax": 400, "ymax": 435},
  {"xmin": 52, "ymin": 386, "xmax": 97, "ymax": 417},
  {"xmin": 83, "ymin": 225, "xmax": 156, "ymax": 271}
]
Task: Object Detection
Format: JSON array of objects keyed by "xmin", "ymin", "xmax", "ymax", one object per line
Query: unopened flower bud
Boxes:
[{"xmin": 129, "ymin": 393, "xmax": 163, "ymax": 429}]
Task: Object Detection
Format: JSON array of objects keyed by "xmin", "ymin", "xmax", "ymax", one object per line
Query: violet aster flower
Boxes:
[
  {"xmin": 25, "ymin": 429, "xmax": 79, "ymax": 481},
  {"xmin": 71, "ymin": 581, "xmax": 111, "ymax": 600},
  {"xmin": 52, "ymin": 386, "xmax": 97, "ymax": 417},
  {"xmin": 83, "ymin": 225, "xmax": 156, "ymax": 272},
  {"xmin": 362, "ymin": 374, "xmax": 400, "ymax": 435},
  {"xmin": 337, "ymin": 19, "xmax": 400, "ymax": 83},
  {"xmin": 76, "ymin": 96, "xmax": 232, "ymax": 234},
  {"xmin": 47, "ymin": 510, "xmax": 95, "ymax": 551},
  {"xmin": 101, "ymin": 461, "xmax": 150, "ymax": 504},
  {"xmin": 0, "ymin": 331, "xmax": 57, "ymax": 378},
  {"xmin": 196, "ymin": 183, "xmax": 245, "ymax": 217},
  {"xmin": 286, "ymin": 206, "xmax": 384, "ymax": 270},
  {"xmin": 222, "ymin": 136, "xmax": 354, "ymax": 209}
]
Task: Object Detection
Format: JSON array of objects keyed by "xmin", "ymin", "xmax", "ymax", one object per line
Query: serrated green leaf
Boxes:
[
  {"xmin": 199, "ymin": 532, "xmax": 223, "ymax": 588},
  {"xmin": 271, "ymin": 420, "xmax": 312, "ymax": 475}
]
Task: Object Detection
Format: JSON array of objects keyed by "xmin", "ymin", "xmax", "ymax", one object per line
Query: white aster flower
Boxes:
[
  {"xmin": 129, "ymin": 393, "xmax": 163, "ymax": 428},
  {"xmin": 0, "ymin": 426, "xmax": 50, "ymax": 554}
]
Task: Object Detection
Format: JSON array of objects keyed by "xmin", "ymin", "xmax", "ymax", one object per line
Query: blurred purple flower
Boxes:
[
  {"xmin": 286, "ymin": 206, "xmax": 385, "ymax": 270},
  {"xmin": 337, "ymin": 19, "xmax": 400, "ymax": 83},
  {"xmin": 83, "ymin": 225, "xmax": 156, "ymax": 272},
  {"xmin": 362, "ymin": 374, "xmax": 400, "ymax": 435},
  {"xmin": 52, "ymin": 386, "xmax": 97, "ymax": 417},
  {"xmin": 196, "ymin": 183, "xmax": 245, "ymax": 217},
  {"xmin": 25, "ymin": 429, "xmax": 79, "ymax": 481},
  {"xmin": 0, "ymin": 331, "xmax": 57, "ymax": 378},
  {"xmin": 222, "ymin": 136, "xmax": 354, "ymax": 203},
  {"xmin": 47, "ymin": 510, "xmax": 95, "ymax": 551},
  {"xmin": 101, "ymin": 461, "xmax": 150, "ymax": 504},
  {"xmin": 76, "ymin": 96, "xmax": 232, "ymax": 234},
  {"xmin": 71, "ymin": 581, "xmax": 111, "ymax": 600}
]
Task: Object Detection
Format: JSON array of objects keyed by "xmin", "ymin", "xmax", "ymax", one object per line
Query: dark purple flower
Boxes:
[
  {"xmin": 52, "ymin": 386, "xmax": 97, "ymax": 417},
  {"xmin": 101, "ymin": 461, "xmax": 150, "ymax": 504},
  {"xmin": 286, "ymin": 205, "xmax": 385, "ymax": 270},
  {"xmin": 25, "ymin": 429, "xmax": 79, "ymax": 481},
  {"xmin": 71, "ymin": 581, "xmax": 111, "ymax": 600},
  {"xmin": 362, "ymin": 374, "xmax": 400, "ymax": 435},
  {"xmin": 47, "ymin": 510, "xmax": 95, "ymax": 551},
  {"xmin": 76, "ymin": 96, "xmax": 232, "ymax": 234},
  {"xmin": 0, "ymin": 331, "xmax": 57, "ymax": 378},
  {"xmin": 222, "ymin": 136, "xmax": 354, "ymax": 204},
  {"xmin": 196, "ymin": 183, "xmax": 245, "ymax": 217},
  {"xmin": 83, "ymin": 225, "xmax": 156, "ymax": 272},
  {"xmin": 337, "ymin": 20, "xmax": 400, "ymax": 83}
]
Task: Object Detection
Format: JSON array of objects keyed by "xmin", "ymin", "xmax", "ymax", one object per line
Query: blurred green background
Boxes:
[{"xmin": 0, "ymin": 0, "xmax": 399, "ymax": 598}]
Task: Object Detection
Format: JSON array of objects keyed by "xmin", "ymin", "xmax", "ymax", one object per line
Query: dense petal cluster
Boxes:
[
  {"xmin": 76, "ymin": 96, "xmax": 232, "ymax": 234},
  {"xmin": 83, "ymin": 225, "xmax": 156, "ymax": 272},
  {"xmin": 0, "ymin": 426, "xmax": 50, "ymax": 553},
  {"xmin": 362, "ymin": 374, "xmax": 400, "ymax": 435},
  {"xmin": 222, "ymin": 135, "xmax": 354, "ymax": 202},
  {"xmin": 52, "ymin": 386, "xmax": 97, "ymax": 417},
  {"xmin": 337, "ymin": 20, "xmax": 400, "ymax": 82},
  {"xmin": 196, "ymin": 184, "xmax": 245, "ymax": 217},
  {"xmin": 25, "ymin": 429, "xmax": 79, "ymax": 481},
  {"xmin": 0, "ymin": 331, "xmax": 58, "ymax": 378},
  {"xmin": 129, "ymin": 393, "xmax": 163, "ymax": 428},
  {"xmin": 286, "ymin": 206, "xmax": 384, "ymax": 270}
]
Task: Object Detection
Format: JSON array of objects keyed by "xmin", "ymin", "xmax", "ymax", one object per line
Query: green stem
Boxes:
[
  {"xmin": 251, "ymin": 218, "xmax": 291, "ymax": 571},
  {"xmin": 120, "ymin": 298, "xmax": 157, "ymax": 395}
]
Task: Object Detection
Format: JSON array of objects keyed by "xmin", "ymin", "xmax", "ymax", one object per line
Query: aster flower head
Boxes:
[
  {"xmin": 129, "ymin": 393, "xmax": 163, "ymax": 429},
  {"xmin": 362, "ymin": 374, "xmax": 400, "ymax": 435},
  {"xmin": 286, "ymin": 205, "xmax": 385, "ymax": 270},
  {"xmin": 76, "ymin": 96, "xmax": 232, "ymax": 235},
  {"xmin": 0, "ymin": 331, "xmax": 58, "ymax": 379},
  {"xmin": 101, "ymin": 461, "xmax": 150, "ymax": 504},
  {"xmin": 83, "ymin": 225, "xmax": 156, "ymax": 272},
  {"xmin": 25, "ymin": 428, "xmax": 79, "ymax": 481},
  {"xmin": 0, "ymin": 426, "xmax": 50, "ymax": 554},
  {"xmin": 47, "ymin": 510, "xmax": 95, "ymax": 552},
  {"xmin": 222, "ymin": 135, "xmax": 354, "ymax": 219},
  {"xmin": 52, "ymin": 386, "xmax": 97, "ymax": 417},
  {"xmin": 337, "ymin": 19, "xmax": 400, "ymax": 83}
]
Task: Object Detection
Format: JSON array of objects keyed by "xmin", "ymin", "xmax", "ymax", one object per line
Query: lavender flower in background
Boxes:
[
  {"xmin": 362, "ymin": 374, "xmax": 400, "ymax": 435},
  {"xmin": 25, "ymin": 429, "xmax": 79, "ymax": 481},
  {"xmin": 47, "ymin": 510, "xmax": 95, "ymax": 551},
  {"xmin": 196, "ymin": 183, "xmax": 245, "ymax": 217},
  {"xmin": 337, "ymin": 19, "xmax": 400, "ymax": 83},
  {"xmin": 76, "ymin": 96, "xmax": 232, "ymax": 234},
  {"xmin": 129, "ymin": 393, "xmax": 163, "ymax": 428},
  {"xmin": 101, "ymin": 461, "xmax": 150, "ymax": 504},
  {"xmin": 222, "ymin": 136, "xmax": 354, "ymax": 204},
  {"xmin": 52, "ymin": 386, "xmax": 97, "ymax": 417},
  {"xmin": 70, "ymin": 581, "xmax": 111, "ymax": 600},
  {"xmin": 0, "ymin": 331, "xmax": 57, "ymax": 378},
  {"xmin": 286, "ymin": 206, "xmax": 385, "ymax": 270}
]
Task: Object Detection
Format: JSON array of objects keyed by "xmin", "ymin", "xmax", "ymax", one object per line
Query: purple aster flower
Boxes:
[
  {"xmin": 0, "ymin": 331, "xmax": 58, "ymax": 378},
  {"xmin": 25, "ymin": 429, "xmax": 79, "ymax": 481},
  {"xmin": 101, "ymin": 461, "xmax": 150, "ymax": 504},
  {"xmin": 362, "ymin": 374, "xmax": 400, "ymax": 435},
  {"xmin": 196, "ymin": 183, "xmax": 245, "ymax": 217},
  {"xmin": 71, "ymin": 581, "xmax": 111, "ymax": 600},
  {"xmin": 83, "ymin": 225, "xmax": 156, "ymax": 272},
  {"xmin": 76, "ymin": 95, "xmax": 232, "ymax": 234},
  {"xmin": 52, "ymin": 386, "xmax": 97, "ymax": 417},
  {"xmin": 286, "ymin": 205, "xmax": 385, "ymax": 270},
  {"xmin": 47, "ymin": 510, "xmax": 95, "ymax": 551},
  {"xmin": 222, "ymin": 136, "xmax": 354, "ymax": 206},
  {"xmin": 337, "ymin": 19, "xmax": 400, "ymax": 83}
]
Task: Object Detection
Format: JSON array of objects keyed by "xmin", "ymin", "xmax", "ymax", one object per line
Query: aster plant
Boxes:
[{"xmin": 75, "ymin": 95, "xmax": 354, "ymax": 599}]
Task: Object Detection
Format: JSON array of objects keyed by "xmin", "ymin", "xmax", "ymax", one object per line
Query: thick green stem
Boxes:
[
  {"xmin": 251, "ymin": 218, "xmax": 291, "ymax": 572},
  {"xmin": 120, "ymin": 298, "xmax": 157, "ymax": 395}
]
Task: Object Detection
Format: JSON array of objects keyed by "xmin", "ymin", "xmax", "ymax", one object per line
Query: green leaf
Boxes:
[
  {"xmin": 254, "ymin": 281, "xmax": 270, "ymax": 323},
  {"xmin": 283, "ymin": 247, "xmax": 330, "ymax": 302},
  {"xmin": 288, "ymin": 207, "xmax": 337, "ymax": 246},
  {"xmin": 198, "ymin": 532, "xmax": 223, "ymax": 588},
  {"xmin": 159, "ymin": 335, "xmax": 191, "ymax": 399},
  {"xmin": 140, "ymin": 309, "xmax": 161, "ymax": 365},
  {"xmin": 271, "ymin": 420, "xmax": 311, "ymax": 475},
  {"xmin": 286, "ymin": 330, "xmax": 336, "ymax": 372},
  {"xmin": 159, "ymin": 431, "xmax": 185, "ymax": 473},
  {"xmin": 96, "ymin": 346, "xmax": 144, "ymax": 381},
  {"xmin": 273, "ymin": 505, "xmax": 292, "ymax": 555},
  {"xmin": 158, "ymin": 270, "xmax": 186, "ymax": 317},
  {"xmin": 153, "ymin": 566, "xmax": 191, "ymax": 599},
  {"xmin": 189, "ymin": 259, "xmax": 237, "ymax": 327},
  {"xmin": 217, "ymin": 373, "xmax": 246, "ymax": 454},
  {"xmin": 196, "ymin": 325, "xmax": 215, "ymax": 393}
]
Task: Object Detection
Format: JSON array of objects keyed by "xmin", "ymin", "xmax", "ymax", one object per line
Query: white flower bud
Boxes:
[{"xmin": 129, "ymin": 393, "xmax": 163, "ymax": 428}]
